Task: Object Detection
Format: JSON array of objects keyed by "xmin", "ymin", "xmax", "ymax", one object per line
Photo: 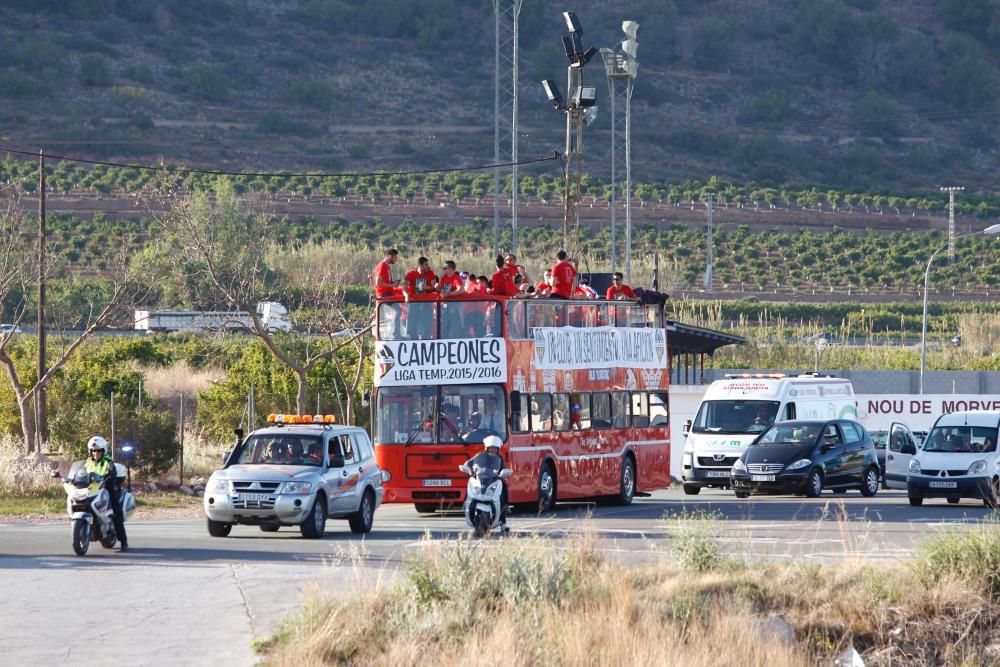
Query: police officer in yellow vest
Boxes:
[{"xmin": 84, "ymin": 436, "xmax": 128, "ymax": 552}]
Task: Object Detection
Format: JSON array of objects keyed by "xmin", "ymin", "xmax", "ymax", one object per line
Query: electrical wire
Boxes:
[{"xmin": 0, "ymin": 146, "xmax": 562, "ymax": 178}]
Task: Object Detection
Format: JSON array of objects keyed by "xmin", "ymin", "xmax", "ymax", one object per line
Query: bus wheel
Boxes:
[
  {"xmin": 414, "ymin": 503, "xmax": 438, "ymax": 514},
  {"xmin": 538, "ymin": 463, "xmax": 556, "ymax": 513},
  {"xmin": 616, "ymin": 457, "xmax": 636, "ymax": 506}
]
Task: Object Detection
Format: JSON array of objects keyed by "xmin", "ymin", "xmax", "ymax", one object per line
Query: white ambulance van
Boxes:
[{"xmin": 681, "ymin": 374, "xmax": 858, "ymax": 495}]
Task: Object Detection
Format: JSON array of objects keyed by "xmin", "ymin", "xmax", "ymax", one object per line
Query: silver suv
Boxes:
[{"xmin": 204, "ymin": 422, "xmax": 384, "ymax": 538}]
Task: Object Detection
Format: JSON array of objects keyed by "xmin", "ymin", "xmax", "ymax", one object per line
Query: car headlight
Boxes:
[
  {"xmin": 908, "ymin": 459, "xmax": 921, "ymax": 474},
  {"xmin": 732, "ymin": 459, "xmax": 747, "ymax": 472},
  {"xmin": 209, "ymin": 477, "xmax": 231, "ymax": 493},
  {"xmin": 380, "ymin": 469, "xmax": 392, "ymax": 483},
  {"xmin": 968, "ymin": 460, "xmax": 987, "ymax": 476},
  {"xmin": 785, "ymin": 459, "xmax": 812, "ymax": 471},
  {"xmin": 280, "ymin": 481, "xmax": 313, "ymax": 495}
]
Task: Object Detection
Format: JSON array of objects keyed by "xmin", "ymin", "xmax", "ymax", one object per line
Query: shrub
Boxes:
[
  {"xmin": 79, "ymin": 53, "xmax": 113, "ymax": 87},
  {"xmin": 182, "ymin": 65, "xmax": 228, "ymax": 102},
  {"xmin": 288, "ymin": 80, "xmax": 337, "ymax": 111}
]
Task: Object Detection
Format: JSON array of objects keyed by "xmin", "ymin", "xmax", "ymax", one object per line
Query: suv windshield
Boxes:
[
  {"xmin": 754, "ymin": 424, "xmax": 822, "ymax": 446},
  {"xmin": 237, "ymin": 434, "xmax": 323, "ymax": 466},
  {"xmin": 692, "ymin": 400, "xmax": 780, "ymax": 434},
  {"xmin": 922, "ymin": 426, "xmax": 998, "ymax": 453}
]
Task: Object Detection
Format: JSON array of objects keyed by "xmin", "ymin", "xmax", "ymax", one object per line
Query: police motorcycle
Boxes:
[
  {"xmin": 459, "ymin": 460, "xmax": 512, "ymax": 538},
  {"xmin": 57, "ymin": 445, "xmax": 136, "ymax": 556}
]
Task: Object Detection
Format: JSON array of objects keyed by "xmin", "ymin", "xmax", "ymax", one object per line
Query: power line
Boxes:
[{"xmin": 0, "ymin": 146, "xmax": 562, "ymax": 178}]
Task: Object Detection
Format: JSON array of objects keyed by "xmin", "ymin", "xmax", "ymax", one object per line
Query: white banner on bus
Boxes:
[
  {"xmin": 375, "ymin": 338, "xmax": 507, "ymax": 387},
  {"xmin": 533, "ymin": 326, "xmax": 667, "ymax": 370}
]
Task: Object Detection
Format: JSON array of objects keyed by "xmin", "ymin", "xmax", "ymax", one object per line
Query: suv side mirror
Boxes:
[{"xmin": 329, "ymin": 454, "xmax": 345, "ymax": 468}]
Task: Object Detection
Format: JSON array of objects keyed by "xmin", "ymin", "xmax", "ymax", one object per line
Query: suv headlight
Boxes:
[
  {"xmin": 968, "ymin": 460, "xmax": 987, "ymax": 476},
  {"xmin": 732, "ymin": 459, "xmax": 747, "ymax": 472},
  {"xmin": 785, "ymin": 459, "xmax": 811, "ymax": 471},
  {"xmin": 908, "ymin": 459, "xmax": 921, "ymax": 474},
  {"xmin": 280, "ymin": 481, "xmax": 313, "ymax": 495},
  {"xmin": 209, "ymin": 477, "xmax": 231, "ymax": 493}
]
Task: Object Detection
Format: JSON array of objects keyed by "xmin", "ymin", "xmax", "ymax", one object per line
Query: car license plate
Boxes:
[
  {"xmin": 705, "ymin": 470, "xmax": 730, "ymax": 478},
  {"xmin": 423, "ymin": 479, "xmax": 451, "ymax": 487},
  {"xmin": 929, "ymin": 481, "xmax": 958, "ymax": 489},
  {"xmin": 751, "ymin": 474, "xmax": 775, "ymax": 482},
  {"xmin": 241, "ymin": 493, "xmax": 270, "ymax": 501}
]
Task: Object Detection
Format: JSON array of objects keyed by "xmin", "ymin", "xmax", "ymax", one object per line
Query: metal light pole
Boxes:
[
  {"xmin": 704, "ymin": 194, "xmax": 714, "ymax": 289},
  {"xmin": 919, "ymin": 223, "xmax": 1000, "ymax": 393},
  {"xmin": 600, "ymin": 21, "xmax": 638, "ymax": 278},
  {"xmin": 493, "ymin": 0, "xmax": 524, "ymax": 255},
  {"xmin": 941, "ymin": 186, "xmax": 964, "ymax": 264}
]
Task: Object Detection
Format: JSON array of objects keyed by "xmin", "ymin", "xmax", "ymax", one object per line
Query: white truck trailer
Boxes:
[{"xmin": 134, "ymin": 302, "xmax": 291, "ymax": 333}]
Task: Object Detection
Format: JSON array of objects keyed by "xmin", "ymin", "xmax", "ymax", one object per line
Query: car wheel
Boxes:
[
  {"xmin": 805, "ymin": 470, "xmax": 824, "ymax": 498},
  {"xmin": 260, "ymin": 524, "xmax": 280, "ymax": 532},
  {"xmin": 300, "ymin": 495, "xmax": 327, "ymax": 539},
  {"xmin": 538, "ymin": 462, "xmax": 556, "ymax": 513},
  {"xmin": 616, "ymin": 457, "xmax": 636, "ymax": 506},
  {"xmin": 72, "ymin": 519, "xmax": 90, "ymax": 556},
  {"xmin": 908, "ymin": 497, "xmax": 923, "ymax": 507},
  {"xmin": 682, "ymin": 484, "xmax": 701, "ymax": 496},
  {"xmin": 349, "ymin": 489, "xmax": 375, "ymax": 534},
  {"xmin": 414, "ymin": 503, "xmax": 439, "ymax": 514},
  {"xmin": 947, "ymin": 498, "xmax": 960, "ymax": 505},
  {"xmin": 860, "ymin": 467, "xmax": 879, "ymax": 497},
  {"xmin": 207, "ymin": 519, "xmax": 232, "ymax": 538}
]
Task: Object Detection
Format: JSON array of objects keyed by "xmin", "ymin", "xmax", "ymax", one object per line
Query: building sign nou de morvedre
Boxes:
[{"xmin": 375, "ymin": 338, "xmax": 507, "ymax": 387}]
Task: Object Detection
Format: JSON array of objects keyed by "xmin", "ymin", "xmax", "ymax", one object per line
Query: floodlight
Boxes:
[
  {"xmin": 583, "ymin": 106, "xmax": 599, "ymax": 126},
  {"xmin": 622, "ymin": 20, "xmax": 638, "ymax": 40},
  {"xmin": 562, "ymin": 33, "xmax": 583, "ymax": 61},
  {"xmin": 579, "ymin": 46, "xmax": 598, "ymax": 66},
  {"xmin": 542, "ymin": 79, "xmax": 564, "ymax": 109},
  {"xmin": 563, "ymin": 11, "xmax": 582, "ymax": 35},
  {"xmin": 573, "ymin": 85, "xmax": 597, "ymax": 108}
]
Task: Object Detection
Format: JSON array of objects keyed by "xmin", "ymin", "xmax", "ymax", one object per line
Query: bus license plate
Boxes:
[
  {"xmin": 241, "ymin": 493, "xmax": 270, "ymax": 501},
  {"xmin": 705, "ymin": 470, "xmax": 730, "ymax": 478},
  {"xmin": 929, "ymin": 481, "xmax": 957, "ymax": 489},
  {"xmin": 423, "ymin": 479, "xmax": 451, "ymax": 487},
  {"xmin": 751, "ymin": 474, "xmax": 775, "ymax": 482}
]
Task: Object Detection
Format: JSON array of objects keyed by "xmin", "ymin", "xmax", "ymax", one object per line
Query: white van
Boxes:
[
  {"xmin": 905, "ymin": 410, "xmax": 1000, "ymax": 507},
  {"xmin": 681, "ymin": 374, "xmax": 858, "ymax": 495}
]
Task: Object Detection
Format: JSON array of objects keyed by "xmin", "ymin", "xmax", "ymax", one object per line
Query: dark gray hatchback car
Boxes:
[{"xmin": 731, "ymin": 419, "xmax": 880, "ymax": 499}]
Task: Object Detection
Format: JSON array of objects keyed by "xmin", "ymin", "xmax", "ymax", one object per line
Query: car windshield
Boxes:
[
  {"xmin": 692, "ymin": 400, "xmax": 780, "ymax": 434},
  {"xmin": 237, "ymin": 434, "xmax": 323, "ymax": 466},
  {"xmin": 754, "ymin": 424, "xmax": 821, "ymax": 446},
  {"xmin": 922, "ymin": 426, "xmax": 998, "ymax": 453}
]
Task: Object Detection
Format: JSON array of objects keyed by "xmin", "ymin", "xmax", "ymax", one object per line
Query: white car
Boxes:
[
  {"xmin": 0, "ymin": 323, "xmax": 21, "ymax": 335},
  {"xmin": 905, "ymin": 411, "xmax": 1000, "ymax": 507}
]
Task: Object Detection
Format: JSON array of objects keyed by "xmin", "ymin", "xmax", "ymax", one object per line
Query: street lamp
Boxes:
[{"xmin": 919, "ymin": 223, "xmax": 1000, "ymax": 393}]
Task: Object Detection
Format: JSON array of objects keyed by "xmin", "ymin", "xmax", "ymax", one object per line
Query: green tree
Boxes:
[{"xmin": 79, "ymin": 53, "xmax": 113, "ymax": 87}]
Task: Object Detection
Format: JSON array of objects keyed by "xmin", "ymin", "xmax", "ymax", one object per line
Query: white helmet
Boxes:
[
  {"xmin": 87, "ymin": 436, "xmax": 108, "ymax": 454},
  {"xmin": 483, "ymin": 435, "xmax": 502, "ymax": 453}
]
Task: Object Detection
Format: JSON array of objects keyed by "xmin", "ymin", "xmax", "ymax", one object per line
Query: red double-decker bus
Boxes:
[{"xmin": 372, "ymin": 293, "xmax": 671, "ymax": 512}]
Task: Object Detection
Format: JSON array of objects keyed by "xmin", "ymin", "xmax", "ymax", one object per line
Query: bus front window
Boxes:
[
  {"xmin": 692, "ymin": 400, "xmax": 780, "ymax": 435},
  {"xmin": 376, "ymin": 386, "xmax": 437, "ymax": 444},
  {"xmin": 440, "ymin": 300, "xmax": 501, "ymax": 339},
  {"xmin": 377, "ymin": 302, "xmax": 438, "ymax": 341}
]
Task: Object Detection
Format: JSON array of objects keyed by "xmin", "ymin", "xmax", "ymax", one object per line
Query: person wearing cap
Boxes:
[
  {"xmin": 461, "ymin": 434, "xmax": 510, "ymax": 531},
  {"xmin": 606, "ymin": 272, "xmax": 636, "ymax": 300}
]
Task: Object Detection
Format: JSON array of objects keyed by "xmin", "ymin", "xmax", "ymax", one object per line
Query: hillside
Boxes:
[{"xmin": 3, "ymin": 0, "xmax": 1000, "ymax": 193}]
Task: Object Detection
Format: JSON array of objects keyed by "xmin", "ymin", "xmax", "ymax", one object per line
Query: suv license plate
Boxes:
[
  {"xmin": 929, "ymin": 481, "xmax": 958, "ymax": 489},
  {"xmin": 241, "ymin": 493, "xmax": 270, "ymax": 501},
  {"xmin": 751, "ymin": 474, "xmax": 775, "ymax": 482},
  {"xmin": 705, "ymin": 470, "xmax": 730, "ymax": 478},
  {"xmin": 423, "ymin": 479, "xmax": 451, "ymax": 487}
]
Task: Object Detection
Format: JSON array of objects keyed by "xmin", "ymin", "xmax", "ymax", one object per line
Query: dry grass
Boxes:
[
  {"xmin": 141, "ymin": 362, "xmax": 222, "ymax": 401},
  {"xmin": 262, "ymin": 522, "xmax": 1000, "ymax": 667}
]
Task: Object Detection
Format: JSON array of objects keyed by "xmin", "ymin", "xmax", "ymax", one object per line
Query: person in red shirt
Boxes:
[
  {"xmin": 550, "ymin": 250, "xmax": 576, "ymax": 299},
  {"xmin": 535, "ymin": 269, "xmax": 552, "ymax": 297},
  {"xmin": 490, "ymin": 255, "xmax": 519, "ymax": 297},
  {"xmin": 373, "ymin": 248, "xmax": 401, "ymax": 299},
  {"xmin": 606, "ymin": 272, "xmax": 636, "ymax": 300},
  {"xmin": 503, "ymin": 253, "xmax": 528, "ymax": 283},
  {"xmin": 404, "ymin": 257, "xmax": 439, "ymax": 296},
  {"xmin": 438, "ymin": 260, "xmax": 464, "ymax": 296},
  {"xmin": 574, "ymin": 276, "xmax": 598, "ymax": 299}
]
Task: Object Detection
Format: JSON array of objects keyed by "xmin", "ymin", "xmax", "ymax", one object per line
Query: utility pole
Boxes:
[
  {"xmin": 179, "ymin": 393, "xmax": 185, "ymax": 486},
  {"xmin": 704, "ymin": 194, "xmax": 714, "ymax": 290},
  {"xmin": 493, "ymin": 0, "xmax": 524, "ymax": 255},
  {"xmin": 940, "ymin": 186, "xmax": 963, "ymax": 264},
  {"xmin": 36, "ymin": 150, "xmax": 47, "ymax": 453}
]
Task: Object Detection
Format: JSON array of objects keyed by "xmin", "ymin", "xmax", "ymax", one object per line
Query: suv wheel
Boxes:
[
  {"xmin": 349, "ymin": 489, "xmax": 375, "ymax": 534},
  {"xmin": 300, "ymin": 495, "xmax": 327, "ymax": 539},
  {"xmin": 207, "ymin": 519, "xmax": 232, "ymax": 538}
]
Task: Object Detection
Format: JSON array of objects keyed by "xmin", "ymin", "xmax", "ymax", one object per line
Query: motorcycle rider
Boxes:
[
  {"xmin": 462, "ymin": 435, "xmax": 510, "ymax": 532},
  {"xmin": 84, "ymin": 436, "xmax": 128, "ymax": 552}
]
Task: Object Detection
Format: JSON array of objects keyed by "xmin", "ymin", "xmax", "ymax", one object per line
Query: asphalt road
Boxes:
[{"xmin": 1, "ymin": 488, "xmax": 995, "ymax": 666}]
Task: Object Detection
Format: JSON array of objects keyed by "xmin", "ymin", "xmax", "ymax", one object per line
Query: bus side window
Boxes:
[
  {"xmin": 531, "ymin": 393, "xmax": 552, "ymax": 433},
  {"xmin": 506, "ymin": 301, "xmax": 527, "ymax": 339},
  {"xmin": 552, "ymin": 393, "xmax": 570, "ymax": 431},
  {"xmin": 592, "ymin": 392, "xmax": 611, "ymax": 429},
  {"xmin": 611, "ymin": 391, "xmax": 630, "ymax": 428},
  {"xmin": 650, "ymin": 392, "xmax": 669, "ymax": 426},
  {"xmin": 631, "ymin": 392, "xmax": 649, "ymax": 427},
  {"xmin": 574, "ymin": 393, "xmax": 591, "ymax": 430},
  {"xmin": 784, "ymin": 403, "xmax": 796, "ymax": 420},
  {"xmin": 511, "ymin": 391, "xmax": 530, "ymax": 433}
]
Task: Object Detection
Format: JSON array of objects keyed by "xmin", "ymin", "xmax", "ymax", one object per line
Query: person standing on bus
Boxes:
[
  {"xmin": 535, "ymin": 269, "xmax": 553, "ymax": 297},
  {"xmin": 606, "ymin": 272, "xmax": 636, "ymax": 300},
  {"xmin": 550, "ymin": 250, "xmax": 576, "ymax": 299},
  {"xmin": 404, "ymin": 257, "xmax": 439, "ymax": 296},
  {"xmin": 439, "ymin": 261, "xmax": 464, "ymax": 296},
  {"xmin": 373, "ymin": 248, "xmax": 403, "ymax": 299},
  {"xmin": 504, "ymin": 253, "xmax": 528, "ymax": 284},
  {"xmin": 574, "ymin": 276, "xmax": 598, "ymax": 299},
  {"xmin": 491, "ymin": 255, "xmax": 519, "ymax": 297}
]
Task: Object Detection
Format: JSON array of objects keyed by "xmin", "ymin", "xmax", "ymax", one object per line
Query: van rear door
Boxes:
[{"xmin": 884, "ymin": 422, "xmax": 917, "ymax": 489}]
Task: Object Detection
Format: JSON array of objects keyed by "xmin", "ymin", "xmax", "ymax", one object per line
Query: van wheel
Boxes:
[
  {"xmin": 908, "ymin": 497, "xmax": 923, "ymax": 507},
  {"xmin": 805, "ymin": 470, "xmax": 824, "ymax": 498},
  {"xmin": 414, "ymin": 503, "xmax": 438, "ymax": 514},
  {"xmin": 682, "ymin": 484, "xmax": 701, "ymax": 496},
  {"xmin": 947, "ymin": 498, "xmax": 960, "ymax": 505},
  {"xmin": 860, "ymin": 467, "xmax": 879, "ymax": 497},
  {"xmin": 349, "ymin": 489, "xmax": 375, "ymax": 534},
  {"xmin": 300, "ymin": 495, "xmax": 327, "ymax": 539},
  {"xmin": 538, "ymin": 463, "xmax": 556, "ymax": 513},
  {"xmin": 616, "ymin": 457, "xmax": 636, "ymax": 506}
]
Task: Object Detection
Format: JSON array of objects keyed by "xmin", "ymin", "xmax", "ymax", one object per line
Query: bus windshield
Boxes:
[
  {"xmin": 376, "ymin": 383, "xmax": 507, "ymax": 444},
  {"xmin": 378, "ymin": 300, "xmax": 500, "ymax": 340},
  {"xmin": 692, "ymin": 400, "xmax": 780, "ymax": 435},
  {"xmin": 922, "ymin": 426, "xmax": 998, "ymax": 453}
]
